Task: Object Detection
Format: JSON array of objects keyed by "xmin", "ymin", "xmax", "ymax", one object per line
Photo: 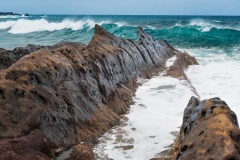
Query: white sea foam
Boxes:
[
  {"xmin": 170, "ymin": 19, "xmax": 240, "ymax": 32},
  {"xmin": 94, "ymin": 47, "xmax": 240, "ymax": 159},
  {"xmin": 144, "ymin": 25, "xmax": 156, "ymax": 30},
  {"xmin": 185, "ymin": 51, "xmax": 240, "ymax": 118},
  {"xmin": 114, "ymin": 22, "xmax": 125, "ymax": 27},
  {"xmin": 94, "ymin": 64, "xmax": 196, "ymax": 159},
  {"xmin": 213, "ymin": 20, "xmax": 222, "ymax": 23},
  {"xmin": 166, "ymin": 55, "xmax": 177, "ymax": 68},
  {"xmin": 0, "ymin": 15, "xmax": 20, "ymax": 19},
  {"xmin": 0, "ymin": 19, "xmax": 122, "ymax": 34},
  {"xmin": 189, "ymin": 19, "xmax": 240, "ymax": 32}
]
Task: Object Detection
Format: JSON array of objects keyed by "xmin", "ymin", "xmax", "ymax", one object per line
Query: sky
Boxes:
[{"xmin": 0, "ymin": 0, "xmax": 240, "ymax": 15}]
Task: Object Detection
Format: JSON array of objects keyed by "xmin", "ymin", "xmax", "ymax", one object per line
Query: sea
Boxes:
[{"xmin": 1, "ymin": 15, "xmax": 240, "ymax": 160}]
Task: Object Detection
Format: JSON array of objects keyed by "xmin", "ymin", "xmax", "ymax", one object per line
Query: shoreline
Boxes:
[{"xmin": 0, "ymin": 24, "xmax": 240, "ymax": 160}]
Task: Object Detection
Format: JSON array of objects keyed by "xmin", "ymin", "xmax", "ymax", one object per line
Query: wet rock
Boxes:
[
  {"xmin": 0, "ymin": 129, "xmax": 51, "ymax": 160},
  {"xmin": 174, "ymin": 97, "xmax": 240, "ymax": 160},
  {"xmin": 0, "ymin": 24, "xmax": 182, "ymax": 157},
  {"xmin": 65, "ymin": 144, "xmax": 94, "ymax": 160},
  {"xmin": 165, "ymin": 50, "xmax": 199, "ymax": 80}
]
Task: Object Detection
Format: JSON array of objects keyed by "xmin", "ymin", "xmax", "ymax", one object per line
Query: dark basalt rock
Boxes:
[
  {"xmin": 174, "ymin": 97, "xmax": 240, "ymax": 160},
  {"xmin": 0, "ymin": 25, "xmax": 196, "ymax": 158}
]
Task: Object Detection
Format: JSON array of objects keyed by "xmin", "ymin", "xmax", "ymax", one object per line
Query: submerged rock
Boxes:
[{"xmin": 174, "ymin": 97, "xmax": 240, "ymax": 160}]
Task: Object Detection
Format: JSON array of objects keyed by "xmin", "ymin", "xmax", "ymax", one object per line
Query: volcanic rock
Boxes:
[{"xmin": 174, "ymin": 97, "xmax": 240, "ymax": 160}]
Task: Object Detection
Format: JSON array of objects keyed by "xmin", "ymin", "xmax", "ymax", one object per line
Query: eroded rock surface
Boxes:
[
  {"xmin": 0, "ymin": 25, "xmax": 190, "ymax": 158},
  {"xmin": 0, "ymin": 41, "xmax": 86, "ymax": 70},
  {"xmin": 165, "ymin": 50, "xmax": 199, "ymax": 80},
  {"xmin": 174, "ymin": 97, "xmax": 240, "ymax": 160},
  {"xmin": 0, "ymin": 129, "xmax": 51, "ymax": 160}
]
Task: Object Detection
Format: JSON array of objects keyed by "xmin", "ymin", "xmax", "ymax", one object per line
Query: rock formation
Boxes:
[
  {"xmin": 0, "ymin": 24, "xmax": 198, "ymax": 159},
  {"xmin": 165, "ymin": 50, "xmax": 199, "ymax": 80},
  {"xmin": 0, "ymin": 41, "xmax": 86, "ymax": 70},
  {"xmin": 174, "ymin": 97, "xmax": 240, "ymax": 160},
  {"xmin": 0, "ymin": 12, "xmax": 21, "ymax": 16}
]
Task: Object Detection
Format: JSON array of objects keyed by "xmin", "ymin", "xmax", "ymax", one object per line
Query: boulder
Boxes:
[{"xmin": 174, "ymin": 97, "xmax": 240, "ymax": 160}]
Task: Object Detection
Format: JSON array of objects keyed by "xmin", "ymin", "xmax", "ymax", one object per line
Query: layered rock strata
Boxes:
[
  {"xmin": 0, "ymin": 24, "xmax": 199, "ymax": 159},
  {"xmin": 174, "ymin": 97, "xmax": 240, "ymax": 160}
]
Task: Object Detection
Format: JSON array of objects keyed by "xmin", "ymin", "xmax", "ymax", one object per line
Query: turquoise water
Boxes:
[
  {"xmin": 0, "ymin": 15, "xmax": 240, "ymax": 56},
  {"xmin": 2, "ymin": 15, "xmax": 240, "ymax": 160}
]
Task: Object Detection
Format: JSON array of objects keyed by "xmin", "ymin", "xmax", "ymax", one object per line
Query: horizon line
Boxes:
[
  {"xmin": 1, "ymin": 12, "xmax": 240, "ymax": 16},
  {"xmin": 27, "ymin": 14, "xmax": 240, "ymax": 16}
]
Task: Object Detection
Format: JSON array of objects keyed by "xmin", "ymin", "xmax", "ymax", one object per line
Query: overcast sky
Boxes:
[{"xmin": 0, "ymin": 0, "xmax": 240, "ymax": 15}]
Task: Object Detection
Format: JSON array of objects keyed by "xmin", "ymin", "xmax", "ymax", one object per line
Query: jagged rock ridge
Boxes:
[
  {"xmin": 174, "ymin": 97, "xmax": 240, "ymax": 160},
  {"xmin": 0, "ymin": 24, "xmax": 198, "ymax": 159}
]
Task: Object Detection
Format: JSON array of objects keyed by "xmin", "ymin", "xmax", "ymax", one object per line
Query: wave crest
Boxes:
[
  {"xmin": 189, "ymin": 19, "xmax": 240, "ymax": 32},
  {"xmin": 0, "ymin": 19, "xmax": 122, "ymax": 34}
]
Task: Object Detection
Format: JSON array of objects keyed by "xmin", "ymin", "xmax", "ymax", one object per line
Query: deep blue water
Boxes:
[{"xmin": 0, "ymin": 15, "xmax": 240, "ymax": 57}]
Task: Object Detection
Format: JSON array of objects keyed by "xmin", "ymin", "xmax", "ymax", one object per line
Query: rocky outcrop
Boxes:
[
  {"xmin": 0, "ymin": 24, "xmax": 194, "ymax": 158},
  {"xmin": 0, "ymin": 12, "xmax": 21, "ymax": 16},
  {"xmin": 0, "ymin": 41, "xmax": 86, "ymax": 70},
  {"xmin": 165, "ymin": 50, "xmax": 199, "ymax": 80},
  {"xmin": 174, "ymin": 97, "xmax": 240, "ymax": 160}
]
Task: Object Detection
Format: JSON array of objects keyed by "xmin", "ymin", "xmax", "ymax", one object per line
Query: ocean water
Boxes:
[{"xmin": 1, "ymin": 15, "xmax": 240, "ymax": 159}]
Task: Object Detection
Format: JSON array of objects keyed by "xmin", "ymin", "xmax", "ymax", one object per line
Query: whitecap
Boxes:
[
  {"xmin": 144, "ymin": 25, "xmax": 156, "ymax": 30},
  {"xmin": 0, "ymin": 18, "xmax": 130, "ymax": 34},
  {"xmin": 189, "ymin": 19, "xmax": 240, "ymax": 32},
  {"xmin": 0, "ymin": 15, "xmax": 20, "ymax": 19}
]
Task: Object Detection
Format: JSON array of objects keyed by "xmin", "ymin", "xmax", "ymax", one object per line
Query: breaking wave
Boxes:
[
  {"xmin": 172, "ymin": 19, "xmax": 240, "ymax": 32},
  {"xmin": 0, "ymin": 18, "xmax": 127, "ymax": 34}
]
